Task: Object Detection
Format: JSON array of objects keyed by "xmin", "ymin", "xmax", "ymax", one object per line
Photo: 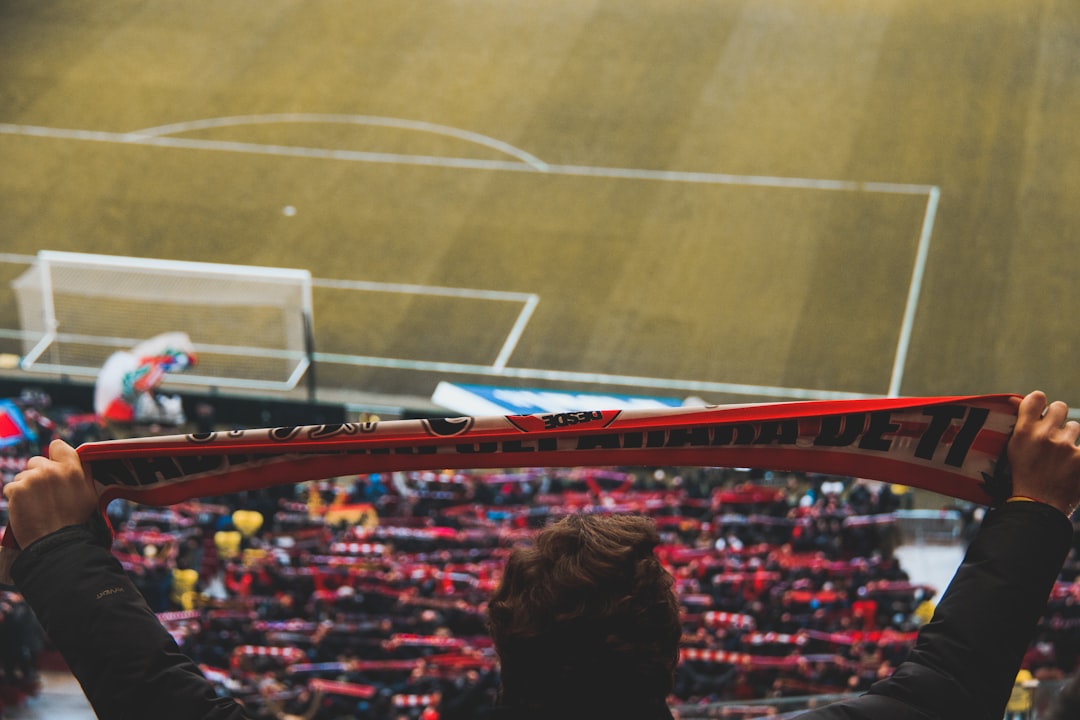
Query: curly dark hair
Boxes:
[{"xmin": 486, "ymin": 513, "xmax": 682, "ymax": 716}]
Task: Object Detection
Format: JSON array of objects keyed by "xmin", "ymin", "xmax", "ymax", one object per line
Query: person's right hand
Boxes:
[
  {"xmin": 2, "ymin": 439, "xmax": 98, "ymax": 547},
  {"xmin": 1007, "ymin": 391, "xmax": 1080, "ymax": 517}
]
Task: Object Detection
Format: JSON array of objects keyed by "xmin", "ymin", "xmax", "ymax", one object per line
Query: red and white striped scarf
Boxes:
[{"xmin": 76, "ymin": 394, "xmax": 1017, "ymax": 509}]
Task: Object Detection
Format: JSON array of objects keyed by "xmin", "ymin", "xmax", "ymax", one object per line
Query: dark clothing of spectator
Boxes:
[{"xmin": 12, "ymin": 501, "xmax": 1071, "ymax": 720}]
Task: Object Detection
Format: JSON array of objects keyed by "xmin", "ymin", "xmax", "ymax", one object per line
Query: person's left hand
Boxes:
[{"xmin": 3, "ymin": 439, "xmax": 98, "ymax": 547}]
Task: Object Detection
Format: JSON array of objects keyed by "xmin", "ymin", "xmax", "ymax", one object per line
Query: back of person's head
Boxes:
[{"xmin": 486, "ymin": 513, "xmax": 681, "ymax": 718}]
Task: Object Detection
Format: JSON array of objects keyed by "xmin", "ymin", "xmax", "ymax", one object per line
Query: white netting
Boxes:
[{"xmin": 12, "ymin": 251, "xmax": 313, "ymax": 390}]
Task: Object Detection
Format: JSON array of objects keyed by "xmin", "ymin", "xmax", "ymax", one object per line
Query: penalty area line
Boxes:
[
  {"xmin": 888, "ymin": 186, "xmax": 941, "ymax": 397},
  {"xmin": 311, "ymin": 277, "xmax": 540, "ymax": 372}
]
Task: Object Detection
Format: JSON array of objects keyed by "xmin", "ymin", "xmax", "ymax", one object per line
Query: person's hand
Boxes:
[
  {"xmin": 2, "ymin": 439, "xmax": 98, "ymax": 547},
  {"xmin": 1007, "ymin": 391, "xmax": 1080, "ymax": 517}
]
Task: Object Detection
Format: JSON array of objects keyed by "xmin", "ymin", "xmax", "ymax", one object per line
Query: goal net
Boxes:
[{"xmin": 12, "ymin": 251, "xmax": 313, "ymax": 392}]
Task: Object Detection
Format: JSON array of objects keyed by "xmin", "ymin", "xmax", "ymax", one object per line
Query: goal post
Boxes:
[{"xmin": 12, "ymin": 251, "xmax": 314, "ymax": 392}]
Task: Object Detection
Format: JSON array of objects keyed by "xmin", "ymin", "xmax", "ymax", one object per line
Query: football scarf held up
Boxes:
[
  {"xmin": 78, "ymin": 393, "xmax": 1019, "ymax": 509},
  {"xmin": 0, "ymin": 394, "xmax": 1021, "ymax": 583}
]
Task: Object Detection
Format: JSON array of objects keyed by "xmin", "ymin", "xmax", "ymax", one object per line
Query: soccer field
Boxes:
[{"xmin": 1, "ymin": 0, "xmax": 1078, "ymax": 410}]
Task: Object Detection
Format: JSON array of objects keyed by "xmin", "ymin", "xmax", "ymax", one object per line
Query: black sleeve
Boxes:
[
  {"xmin": 11, "ymin": 516, "xmax": 251, "ymax": 720},
  {"xmin": 800, "ymin": 500, "xmax": 1073, "ymax": 720}
]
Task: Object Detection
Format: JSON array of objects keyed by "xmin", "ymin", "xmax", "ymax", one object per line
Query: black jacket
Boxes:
[{"xmin": 12, "ymin": 502, "xmax": 1072, "ymax": 720}]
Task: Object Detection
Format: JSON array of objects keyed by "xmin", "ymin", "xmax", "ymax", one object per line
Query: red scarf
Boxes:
[{"xmin": 77, "ymin": 394, "xmax": 1017, "ymax": 508}]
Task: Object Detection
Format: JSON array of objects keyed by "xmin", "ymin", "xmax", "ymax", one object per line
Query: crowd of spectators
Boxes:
[
  {"xmin": 0, "ymin": 586, "xmax": 43, "ymax": 715},
  {"xmin": 2, "ymin": 391, "xmax": 1080, "ymax": 719}
]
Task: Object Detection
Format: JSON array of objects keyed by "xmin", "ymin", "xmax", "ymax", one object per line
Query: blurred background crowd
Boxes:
[{"xmin": 2, "ymin": 388, "xmax": 1079, "ymax": 719}]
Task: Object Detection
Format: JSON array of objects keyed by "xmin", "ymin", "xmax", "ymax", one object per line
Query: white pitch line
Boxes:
[
  {"xmin": 312, "ymin": 351, "xmax": 882, "ymax": 401},
  {"xmin": 888, "ymin": 185, "xmax": 941, "ymax": 396},
  {"xmin": 311, "ymin": 277, "xmax": 534, "ymax": 302},
  {"xmin": 493, "ymin": 294, "xmax": 540, "ymax": 371},
  {"xmin": 0, "ymin": 328, "xmax": 36, "ymax": 341},
  {"xmin": 312, "ymin": 278, "xmax": 539, "ymax": 372},
  {"xmin": 541, "ymin": 164, "xmax": 937, "ymax": 196},
  {"xmin": 498, "ymin": 367, "xmax": 881, "ymax": 401},
  {"xmin": 0, "ymin": 122, "xmax": 935, "ymax": 194},
  {"xmin": 0, "ymin": 253, "xmax": 36, "ymax": 264},
  {"xmin": 0, "ymin": 124, "xmax": 137, "ymax": 143}
]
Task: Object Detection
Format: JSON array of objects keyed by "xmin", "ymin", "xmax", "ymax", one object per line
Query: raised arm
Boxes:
[
  {"xmin": 4, "ymin": 439, "xmax": 251, "ymax": 720},
  {"xmin": 805, "ymin": 390, "xmax": 1080, "ymax": 719}
]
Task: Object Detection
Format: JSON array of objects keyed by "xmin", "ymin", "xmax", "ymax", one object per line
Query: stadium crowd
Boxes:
[{"xmin": 2, "ymin": 391, "xmax": 1080, "ymax": 719}]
